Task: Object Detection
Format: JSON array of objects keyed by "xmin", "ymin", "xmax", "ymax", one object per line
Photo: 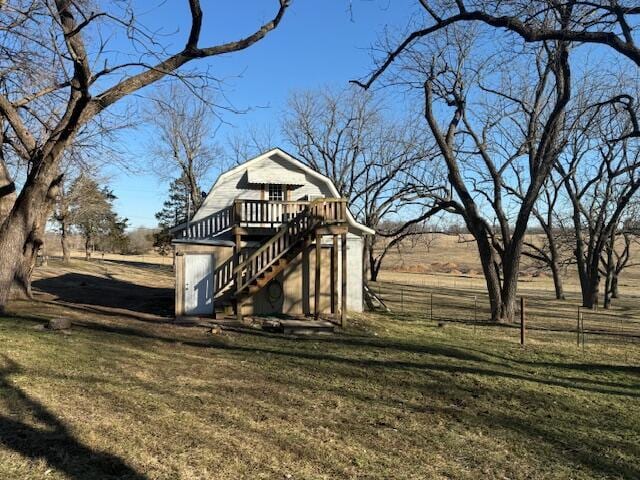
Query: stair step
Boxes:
[{"xmin": 232, "ymin": 218, "xmax": 312, "ymax": 304}]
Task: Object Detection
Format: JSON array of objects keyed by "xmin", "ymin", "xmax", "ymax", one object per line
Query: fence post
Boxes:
[
  {"xmin": 577, "ymin": 307, "xmax": 581, "ymax": 347},
  {"xmin": 520, "ymin": 297, "xmax": 526, "ymax": 346},
  {"xmin": 474, "ymin": 295, "xmax": 477, "ymax": 323},
  {"xmin": 430, "ymin": 293, "xmax": 433, "ymax": 321},
  {"xmin": 581, "ymin": 313, "xmax": 586, "ymax": 352}
]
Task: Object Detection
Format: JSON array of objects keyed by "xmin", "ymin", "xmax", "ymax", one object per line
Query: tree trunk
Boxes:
[
  {"xmin": 9, "ymin": 191, "xmax": 56, "ymax": 300},
  {"xmin": 611, "ymin": 273, "xmax": 619, "ymax": 299},
  {"xmin": 363, "ymin": 238, "xmax": 372, "ymax": 280},
  {"xmin": 550, "ymin": 261, "xmax": 565, "ymax": 300},
  {"xmin": 603, "ymin": 260, "xmax": 612, "ymax": 309},
  {"xmin": 12, "ymin": 240, "xmax": 38, "ymax": 300},
  {"xmin": 364, "ymin": 236, "xmax": 383, "ymax": 282},
  {"xmin": 581, "ymin": 274, "xmax": 600, "ymax": 309},
  {"xmin": 476, "ymin": 237, "xmax": 505, "ymax": 323},
  {"xmin": 499, "ymin": 274, "xmax": 518, "ymax": 323},
  {"xmin": 370, "ymin": 259, "xmax": 381, "ymax": 282},
  {"xmin": 0, "ymin": 160, "xmax": 16, "ymax": 222},
  {"xmin": 187, "ymin": 170, "xmax": 202, "ymax": 212},
  {"xmin": 85, "ymin": 237, "xmax": 91, "ymax": 261},
  {"xmin": 544, "ymin": 229, "xmax": 565, "ymax": 300},
  {"xmin": 0, "ymin": 157, "xmax": 64, "ymax": 312},
  {"xmin": 0, "ymin": 202, "xmax": 41, "ymax": 311},
  {"xmin": 61, "ymin": 222, "xmax": 71, "ymax": 263},
  {"xmin": 603, "ymin": 275, "xmax": 612, "ymax": 309}
]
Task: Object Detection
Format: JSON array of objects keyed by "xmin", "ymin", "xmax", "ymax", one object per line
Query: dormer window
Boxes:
[{"xmin": 268, "ymin": 184, "xmax": 284, "ymax": 201}]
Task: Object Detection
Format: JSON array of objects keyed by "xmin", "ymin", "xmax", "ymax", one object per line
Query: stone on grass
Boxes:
[
  {"xmin": 48, "ymin": 318, "xmax": 72, "ymax": 330},
  {"xmin": 210, "ymin": 326, "xmax": 223, "ymax": 335}
]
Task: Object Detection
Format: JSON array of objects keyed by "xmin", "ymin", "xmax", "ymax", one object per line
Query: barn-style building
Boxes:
[{"xmin": 171, "ymin": 148, "xmax": 373, "ymax": 325}]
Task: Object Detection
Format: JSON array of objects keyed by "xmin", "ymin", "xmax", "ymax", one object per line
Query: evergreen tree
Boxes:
[
  {"xmin": 67, "ymin": 175, "xmax": 128, "ymax": 259},
  {"xmin": 155, "ymin": 175, "xmax": 192, "ymax": 228},
  {"xmin": 154, "ymin": 174, "xmax": 194, "ymax": 255}
]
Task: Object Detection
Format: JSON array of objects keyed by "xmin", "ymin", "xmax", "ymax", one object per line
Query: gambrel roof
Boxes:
[{"xmin": 195, "ymin": 147, "xmax": 374, "ymax": 235}]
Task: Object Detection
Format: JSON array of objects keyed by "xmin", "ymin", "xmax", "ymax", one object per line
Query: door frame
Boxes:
[{"xmin": 183, "ymin": 253, "xmax": 214, "ymax": 316}]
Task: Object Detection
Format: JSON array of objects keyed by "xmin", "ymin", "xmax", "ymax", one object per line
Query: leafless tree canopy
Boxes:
[
  {"xmin": 283, "ymin": 86, "xmax": 443, "ymax": 281},
  {"xmin": 350, "ymin": 1, "xmax": 640, "ymax": 318},
  {"xmin": 395, "ymin": 30, "xmax": 571, "ymax": 322},
  {"xmin": 147, "ymin": 84, "xmax": 221, "ymax": 210},
  {"xmin": 0, "ymin": 0, "xmax": 291, "ymax": 310},
  {"xmin": 353, "ymin": 0, "xmax": 640, "ymax": 91},
  {"xmin": 557, "ymin": 88, "xmax": 640, "ymax": 308}
]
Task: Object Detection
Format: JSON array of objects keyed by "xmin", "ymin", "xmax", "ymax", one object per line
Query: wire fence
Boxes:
[{"xmin": 370, "ymin": 279, "xmax": 640, "ymax": 348}]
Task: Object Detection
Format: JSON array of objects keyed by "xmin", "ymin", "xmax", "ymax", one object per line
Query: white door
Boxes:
[{"xmin": 184, "ymin": 254, "xmax": 213, "ymax": 315}]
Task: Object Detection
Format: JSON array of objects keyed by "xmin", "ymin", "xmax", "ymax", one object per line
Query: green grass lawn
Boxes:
[{"xmin": 0, "ymin": 308, "xmax": 639, "ymax": 479}]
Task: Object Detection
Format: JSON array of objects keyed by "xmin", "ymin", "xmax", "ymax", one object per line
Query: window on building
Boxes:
[{"xmin": 268, "ymin": 184, "xmax": 284, "ymax": 201}]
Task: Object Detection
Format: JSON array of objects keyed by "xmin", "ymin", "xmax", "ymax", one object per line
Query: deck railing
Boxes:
[
  {"xmin": 234, "ymin": 199, "xmax": 309, "ymax": 228},
  {"xmin": 180, "ymin": 198, "xmax": 348, "ymax": 239},
  {"xmin": 180, "ymin": 206, "xmax": 234, "ymax": 239},
  {"xmin": 309, "ymin": 198, "xmax": 348, "ymax": 224}
]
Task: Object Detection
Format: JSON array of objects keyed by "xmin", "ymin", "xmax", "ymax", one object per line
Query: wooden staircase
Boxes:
[{"xmin": 229, "ymin": 198, "xmax": 348, "ymax": 322}]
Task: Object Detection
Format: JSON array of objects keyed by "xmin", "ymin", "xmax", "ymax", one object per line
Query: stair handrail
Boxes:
[
  {"xmin": 232, "ymin": 207, "xmax": 316, "ymax": 289},
  {"xmin": 213, "ymin": 251, "xmax": 242, "ymax": 295},
  {"xmin": 233, "ymin": 198, "xmax": 346, "ymax": 292}
]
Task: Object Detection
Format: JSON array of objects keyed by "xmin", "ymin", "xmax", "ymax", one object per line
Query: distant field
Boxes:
[
  {"xmin": 43, "ymin": 248, "xmax": 175, "ymax": 266},
  {"xmin": 369, "ymin": 234, "xmax": 640, "ymax": 348},
  {"xmin": 377, "ymin": 233, "xmax": 640, "ymax": 297}
]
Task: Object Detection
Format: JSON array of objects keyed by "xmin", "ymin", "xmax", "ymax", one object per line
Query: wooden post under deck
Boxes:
[
  {"xmin": 341, "ymin": 232, "xmax": 347, "ymax": 327},
  {"xmin": 332, "ymin": 235, "xmax": 338, "ymax": 316},
  {"xmin": 234, "ymin": 232, "xmax": 243, "ymax": 323},
  {"xmin": 301, "ymin": 237, "xmax": 311, "ymax": 315},
  {"xmin": 315, "ymin": 233, "xmax": 322, "ymax": 319}
]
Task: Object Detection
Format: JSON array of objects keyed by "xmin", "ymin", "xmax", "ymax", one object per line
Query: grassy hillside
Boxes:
[{"xmin": 0, "ymin": 258, "xmax": 638, "ymax": 479}]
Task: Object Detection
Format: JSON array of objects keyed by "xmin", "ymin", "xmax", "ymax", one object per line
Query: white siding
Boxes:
[{"xmin": 193, "ymin": 153, "xmax": 333, "ymax": 222}]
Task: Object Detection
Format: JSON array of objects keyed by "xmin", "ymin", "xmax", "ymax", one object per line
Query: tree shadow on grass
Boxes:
[
  {"xmin": 0, "ymin": 355, "xmax": 148, "ymax": 480},
  {"xmin": 33, "ymin": 272, "xmax": 173, "ymax": 318},
  {"xmin": 59, "ymin": 318, "xmax": 640, "ymax": 398},
  {"xmin": 472, "ymin": 409, "xmax": 640, "ymax": 479}
]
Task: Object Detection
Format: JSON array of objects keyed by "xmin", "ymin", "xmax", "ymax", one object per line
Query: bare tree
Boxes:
[
  {"xmin": 0, "ymin": 0, "xmax": 291, "ymax": 311},
  {"xmin": 283, "ymin": 86, "xmax": 443, "ymax": 280},
  {"xmin": 353, "ymin": 1, "xmax": 640, "ymax": 89},
  {"xmin": 147, "ymin": 84, "xmax": 221, "ymax": 211},
  {"xmin": 226, "ymin": 125, "xmax": 277, "ymax": 167},
  {"xmin": 559, "ymin": 104, "xmax": 640, "ymax": 308},
  {"xmin": 520, "ymin": 167, "xmax": 574, "ymax": 300},
  {"xmin": 370, "ymin": 28, "xmax": 572, "ymax": 323},
  {"xmin": 600, "ymin": 214, "xmax": 640, "ymax": 308},
  {"xmin": 53, "ymin": 179, "xmax": 72, "ymax": 264}
]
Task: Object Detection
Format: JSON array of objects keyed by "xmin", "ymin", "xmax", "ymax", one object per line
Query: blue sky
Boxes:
[{"xmin": 104, "ymin": 1, "xmax": 418, "ymax": 229}]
